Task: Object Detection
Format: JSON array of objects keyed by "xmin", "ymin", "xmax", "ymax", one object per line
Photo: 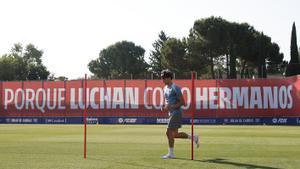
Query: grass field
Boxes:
[{"xmin": 0, "ymin": 125, "xmax": 300, "ymax": 169}]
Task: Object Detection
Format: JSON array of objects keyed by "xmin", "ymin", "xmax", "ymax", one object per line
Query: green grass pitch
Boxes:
[{"xmin": 0, "ymin": 124, "xmax": 300, "ymax": 169}]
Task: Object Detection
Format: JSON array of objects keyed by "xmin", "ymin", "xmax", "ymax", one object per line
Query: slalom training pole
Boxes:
[
  {"xmin": 191, "ymin": 71, "xmax": 196, "ymax": 160},
  {"xmin": 84, "ymin": 74, "xmax": 87, "ymax": 159}
]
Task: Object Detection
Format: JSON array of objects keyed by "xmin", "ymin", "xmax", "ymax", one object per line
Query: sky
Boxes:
[{"xmin": 0, "ymin": 0, "xmax": 299, "ymax": 79}]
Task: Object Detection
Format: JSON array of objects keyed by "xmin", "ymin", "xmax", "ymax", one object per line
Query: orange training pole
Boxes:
[
  {"xmin": 84, "ymin": 74, "xmax": 87, "ymax": 159},
  {"xmin": 191, "ymin": 71, "xmax": 196, "ymax": 160}
]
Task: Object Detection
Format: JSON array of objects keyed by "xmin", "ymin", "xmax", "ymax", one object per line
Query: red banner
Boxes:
[{"xmin": 1, "ymin": 75, "xmax": 300, "ymax": 118}]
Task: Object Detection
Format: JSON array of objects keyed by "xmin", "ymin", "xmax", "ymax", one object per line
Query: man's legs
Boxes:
[
  {"xmin": 163, "ymin": 112, "xmax": 199, "ymax": 159},
  {"xmin": 162, "ymin": 128, "xmax": 177, "ymax": 159},
  {"xmin": 163, "ymin": 128, "xmax": 199, "ymax": 159},
  {"xmin": 166, "ymin": 128, "xmax": 177, "ymax": 148},
  {"xmin": 163, "ymin": 128, "xmax": 189, "ymax": 159},
  {"xmin": 175, "ymin": 131, "xmax": 199, "ymax": 147},
  {"xmin": 175, "ymin": 131, "xmax": 189, "ymax": 138},
  {"xmin": 173, "ymin": 129, "xmax": 199, "ymax": 148}
]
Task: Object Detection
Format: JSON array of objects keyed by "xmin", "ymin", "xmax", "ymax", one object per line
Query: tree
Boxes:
[
  {"xmin": 191, "ymin": 17, "xmax": 230, "ymax": 78},
  {"xmin": 27, "ymin": 64, "xmax": 50, "ymax": 80},
  {"xmin": 266, "ymin": 43, "xmax": 284, "ymax": 75},
  {"xmin": 189, "ymin": 17, "xmax": 285, "ymax": 79},
  {"xmin": 11, "ymin": 43, "xmax": 28, "ymax": 80},
  {"xmin": 250, "ymin": 32, "xmax": 271, "ymax": 78},
  {"xmin": 88, "ymin": 41, "xmax": 148, "ymax": 79},
  {"xmin": 160, "ymin": 38, "xmax": 188, "ymax": 74},
  {"xmin": 285, "ymin": 22, "xmax": 300, "ymax": 76},
  {"xmin": 186, "ymin": 33, "xmax": 210, "ymax": 75},
  {"xmin": 0, "ymin": 55, "xmax": 20, "ymax": 81},
  {"xmin": 230, "ymin": 23, "xmax": 255, "ymax": 78},
  {"xmin": 149, "ymin": 31, "xmax": 168, "ymax": 75},
  {"xmin": 0, "ymin": 43, "xmax": 50, "ymax": 81}
]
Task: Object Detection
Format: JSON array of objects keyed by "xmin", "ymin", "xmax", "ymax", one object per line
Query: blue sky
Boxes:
[{"xmin": 0, "ymin": 0, "xmax": 299, "ymax": 79}]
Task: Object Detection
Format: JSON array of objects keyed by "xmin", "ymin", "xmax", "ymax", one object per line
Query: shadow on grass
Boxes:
[
  {"xmin": 174, "ymin": 157, "xmax": 282, "ymax": 169},
  {"xmin": 88, "ymin": 157, "xmax": 165, "ymax": 169}
]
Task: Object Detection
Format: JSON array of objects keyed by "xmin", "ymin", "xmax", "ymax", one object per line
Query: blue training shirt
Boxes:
[{"xmin": 163, "ymin": 83, "xmax": 183, "ymax": 112}]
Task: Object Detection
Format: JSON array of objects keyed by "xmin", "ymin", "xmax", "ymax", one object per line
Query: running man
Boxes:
[{"xmin": 161, "ymin": 69, "xmax": 199, "ymax": 159}]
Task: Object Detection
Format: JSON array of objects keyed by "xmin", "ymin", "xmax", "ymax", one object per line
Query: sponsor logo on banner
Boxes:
[
  {"xmin": 190, "ymin": 119, "xmax": 202, "ymax": 124},
  {"xmin": 190, "ymin": 119, "xmax": 199, "ymax": 124},
  {"xmin": 229, "ymin": 118, "xmax": 243, "ymax": 123},
  {"xmin": 87, "ymin": 117, "xmax": 98, "ymax": 124},
  {"xmin": 118, "ymin": 118, "xmax": 124, "ymax": 123},
  {"xmin": 118, "ymin": 118, "xmax": 137, "ymax": 124},
  {"xmin": 46, "ymin": 118, "xmax": 65, "ymax": 124},
  {"xmin": 6, "ymin": 118, "xmax": 12, "ymax": 123},
  {"xmin": 156, "ymin": 118, "xmax": 169, "ymax": 124},
  {"xmin": 224, "ymin": 118, "xmax": 260, "ymax": 124},
  {"xmin": 199, "ymin": 119, "xmax": 217, "ymax": 124},
  {"xmin": 6, "ymin": 118, "xmax": 38, "ymax": 123},
  {"xmin": 272, "ymin": 118, "xmax": 288, "ymax": 124}
]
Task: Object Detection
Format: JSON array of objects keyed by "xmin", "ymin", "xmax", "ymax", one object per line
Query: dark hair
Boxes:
[{"xmin": 161, "ymin": 69, "xmax": 173, "ymax": 79}]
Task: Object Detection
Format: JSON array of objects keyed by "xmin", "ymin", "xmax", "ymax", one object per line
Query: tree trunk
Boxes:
[
  {"xmin": 245, "ymin": 68, "xmax": 250, "ymax": 78},
  {"xmin": 229, "ymin": 45, "xmax": 237, "ymax": 79},
  {"xmin": 226, "ymin": 53, "xmax": 229, "ymax": 79},
  {"xmin": 240, "ymin": 60, "xmax": 246, "ymax": 79},
  {"xmin": 210, "ymin": 55, "xmax": 215, "ymax": 79},
  {"xmin": 258, "ymin": 60, "xmax": 267, "ymax": 78},
  {"xmin": 209, "ymin": 49, "xmax": 215, "ymax": 79}
]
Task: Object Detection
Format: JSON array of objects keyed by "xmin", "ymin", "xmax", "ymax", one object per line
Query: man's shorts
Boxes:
[{"xmin": 168, "ymin": 110, "xmax": 182, "ymax": 129}]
